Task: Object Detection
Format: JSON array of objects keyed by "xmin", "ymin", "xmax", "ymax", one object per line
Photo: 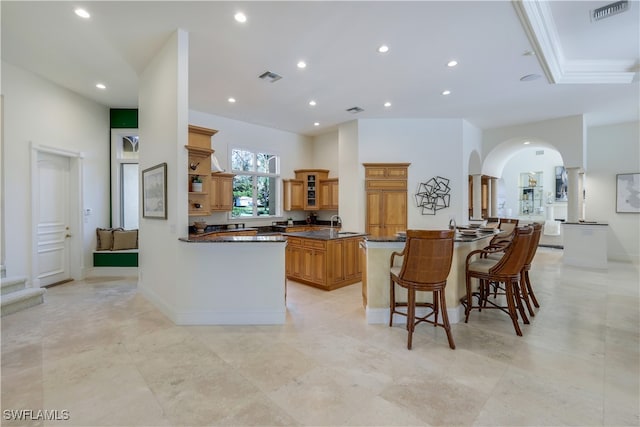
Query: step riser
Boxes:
[
  {"xmin": 1, "ymin": 294, "xmax": 45, "ymax": 316},
  {"xmin": 1, "ymin": 282, "xmax": 26, "ymax": 295}
]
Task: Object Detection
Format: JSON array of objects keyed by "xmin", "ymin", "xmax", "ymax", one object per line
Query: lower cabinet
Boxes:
[{"xmin": 286, "ymin": 236, "xmax": 363, "ymax": 290}]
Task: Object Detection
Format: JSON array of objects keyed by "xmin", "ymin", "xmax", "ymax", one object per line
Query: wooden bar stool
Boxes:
[
  {"xmin": 462, "ymin": 226, "xmax": 533, "ymax": 336},
  {"xmin": 389, "ymin": 230, "xmax": 455, "ymax": 349}
]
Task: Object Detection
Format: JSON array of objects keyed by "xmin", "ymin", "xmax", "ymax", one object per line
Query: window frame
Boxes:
[
  {"xmin": 110, "ymin": 129, "xmax": 139, "ymax": 228},
  {"xmin": 228, "ymin": 146, "xmax": 281, "ymax": 219}
]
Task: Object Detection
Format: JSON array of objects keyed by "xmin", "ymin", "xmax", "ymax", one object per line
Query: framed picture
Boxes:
[
  {"xmin": 142, "ymin": 163, "xmax": 167, "ymax": 219},
  {"xmin": 616, "ymin": 173, "xmax": 640, "ymax": 213},
  {"xmin": 555, "ymin": 166, "xmax": 568, "ymax": 201}
]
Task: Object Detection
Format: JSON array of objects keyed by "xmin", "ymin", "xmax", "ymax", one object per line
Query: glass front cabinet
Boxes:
[{"xmin": 519, "ymin": 171, "xmax": 543, "ymax": 215}]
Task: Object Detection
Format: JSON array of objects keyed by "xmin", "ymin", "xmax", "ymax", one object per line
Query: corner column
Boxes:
[
  {"xmin": 566, "ymin": 167, "xmax": 582, "ymax": 222},
  {"xmin": 489, "ymin": 177, "xmax": 498, "ymax": 218}
]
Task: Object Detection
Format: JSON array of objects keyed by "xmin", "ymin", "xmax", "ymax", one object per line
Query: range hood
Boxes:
[{"xmin": 211, "ymin": 154, "xmax": 225, "ymax": 173}]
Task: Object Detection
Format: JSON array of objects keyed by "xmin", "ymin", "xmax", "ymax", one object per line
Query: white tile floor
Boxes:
[{"xmin": 2, "ymin": 248, "xmax": 639, "ymax": 426}]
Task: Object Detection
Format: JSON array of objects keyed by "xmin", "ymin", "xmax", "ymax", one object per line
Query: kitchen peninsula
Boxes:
[
  {"xmin": 364, "ymin": 231, "xmax": 497, "ymax": 324},
  {"xmin": 177, "ymin": 233, "xmax": 287, "ymax": 325}
]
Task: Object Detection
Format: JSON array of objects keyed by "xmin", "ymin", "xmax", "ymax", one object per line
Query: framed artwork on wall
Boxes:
[
  {"xmin": 142, "ymin": 162, "xmax": 167, "ymax": 219},
  {"xmin": 616, "ymin": 173, "xmax": 640, "ymax": 213},
  {"xmin": 555, "ymin": 166, "xmax": 568, "ymax": 201}
]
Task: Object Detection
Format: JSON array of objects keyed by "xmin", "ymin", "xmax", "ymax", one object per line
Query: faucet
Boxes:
[
  {"xmin": 449, "ymin": 217, "xmax": 457, "ymax": 231},
  {"xmin": 330, "ymin": 215, "xmax": 342, "ymax": 229}
]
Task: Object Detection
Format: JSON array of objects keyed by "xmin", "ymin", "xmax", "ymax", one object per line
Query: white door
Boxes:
[{"xmin": 36, "ymin": 152, "xmax": 71, "ymax": 286}]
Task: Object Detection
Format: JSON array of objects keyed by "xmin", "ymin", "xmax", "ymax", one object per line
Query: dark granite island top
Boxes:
[
  {"xmin": 179, "ymin": 235, "xmax": 286, "ymax": 243},
  {"xmin": 282, "ymin": 229, "xmax": 366, "ymax": 240}
]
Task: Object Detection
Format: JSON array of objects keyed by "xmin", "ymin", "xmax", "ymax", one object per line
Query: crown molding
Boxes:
[{"xmin": 512, "ymin": 0, "xmax": 636, "ymax": 84}]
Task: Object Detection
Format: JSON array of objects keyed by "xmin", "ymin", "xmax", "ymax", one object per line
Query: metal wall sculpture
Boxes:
[{"xmin": 415, "ymin": 176, "xmax": 451, "ymax": 215}]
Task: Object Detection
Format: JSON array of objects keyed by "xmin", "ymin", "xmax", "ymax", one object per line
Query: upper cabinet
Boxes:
[
  {"xmin": 283, "ymin": 179, "xmax": 304, "ymax": 211},
  {"xmin": 319, "ymin": 178, "xmax": 339, "ymax": 210},
  {"xmin": 363, "ymin": 163, "xmax": 410, "ymax": 237},
  {"xmin": 210, "ymin": 172, "xmax": 235, "ymax": 211},
  {"xmin": 187, "ymin": 125, "xmax": 217, "ymax": 217},
  {"xmin": 285, "ymin": 169, "xmax": 335, "ymax": 211}
]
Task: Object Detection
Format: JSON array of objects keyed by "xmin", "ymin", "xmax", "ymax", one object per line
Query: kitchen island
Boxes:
[
  {"xmin": 364, "ymin": 231, "xmax": 496, "ymax": 324},
  {"xmin": 174, "ymin": 234, "xmax": 287, "ymax": 325},
  {"xmin": 283, "ymin": 229, "xmax": 366, "ymax": 291}
]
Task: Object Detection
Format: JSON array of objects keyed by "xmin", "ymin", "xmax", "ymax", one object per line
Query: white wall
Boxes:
[
  {"xmin": 356, "ymin": 118, "xmax": 468, "ymax": 230},
  {"xmin": 1, "ymin": 61, "xmax": 110, "ymax": 280},
  {"xmin": 311, "ymin": 130, "xmax": 339, "ymax": 174},
  {"xmin": 338, "ymin": 120, "xmax": 361, "ymax": 231},
  {"xmin": 188, "ymin": 109, "xmax": 313, "ymax": 225},
  {"xmin": 137, "ymin": 30, "xmax": 189, "ymax": 321},
  {"xmin": 462, "ymin": 120, "xmax": 483, "ymax": 221},
  {"xmin": 586, "ymin": 121, "xmax": 640, "ymax": 262}
]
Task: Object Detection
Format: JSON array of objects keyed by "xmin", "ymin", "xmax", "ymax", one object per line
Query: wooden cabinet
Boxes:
[
  {"xmin": 364, "ymin": 163, "xmax": 410, "ymax": 237},
  {"xmin": 187, "ymin": 125, "xmax": 217, "ymax": 217},
  {"xmin": 284, "ymin": 170, "xmax": 338, "ymax": 211},
  {"xmin": 283, "ymin": 179, "xmax": 304, "ymax": 211},
  {"xmin": 286, "ymin": 235, "xmax": 363, "ymax": 290},
  {"xmin": 210, "ymin": 173, "xmax": 234, "ymax": 211},
  {"xmin": 292, "ymin": 169, "xmax": 329, "ymax": 211},
  {"xmin": 319, "ymin": 178, "xmax": 339, "ymax": 210}
]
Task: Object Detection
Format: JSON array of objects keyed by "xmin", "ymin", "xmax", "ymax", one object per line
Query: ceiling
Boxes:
[{"xmin": 2, "ymin": 1, "xmax": 638, "ymax": 136}]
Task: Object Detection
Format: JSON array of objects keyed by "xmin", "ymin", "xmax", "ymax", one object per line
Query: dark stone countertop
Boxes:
[
  {"xmin": 179, "ymin": 235, "xmax": 286, "ymax": 243},
  {"xmin": 283, "ymin": 230, "xmax": 366, "ymax": 240}
]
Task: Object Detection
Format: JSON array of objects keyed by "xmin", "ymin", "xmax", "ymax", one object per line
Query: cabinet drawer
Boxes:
[
  {"xmin": 287, "ymin": 237, "xmax": 303, "ymax": 246},
  {"xmin": 386, "ymin": 167, "xmax": 408, "ymax": 178},
  {"xmin": 366, "ymin": 180, "xmax": 407, "ymax": 190},
  {"xmin": 304, "ymin": 240, "xmax": 326, "ymax": 250},
  {"xmin": 364, "ymin": 167, "xmax": 388, "ymax": 178}
]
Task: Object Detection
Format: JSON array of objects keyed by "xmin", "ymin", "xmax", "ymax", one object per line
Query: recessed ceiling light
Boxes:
[
  {"xmin": 234, "ymin": 12, "xmax": 247, "ymax": 23},
  {"xmin": 297, "ymin": 61, "xmax": 307, "ymax": 69},
  {"xmin": 520, "ymin": 74, "xmax": 542, "ymax": 81},
  {"xmin": 228, "ymin": 97, "xmax": 236, "ymax": 103},
  {"xmin": 447, "ymin": 60, "xmax": 458, "ymax": 67},
  {"xmin": 377, "ymin": 45, "xmax": 389, "ymax": 54},
  {"xmin": 95, "ymin": 83, "xmax": 106, "ymax": 90},
  {"xmin": 441, "ymin": 90, "xmax": 451, "ymax": 96},
  {"xmin": 523, "ymin": 141, "xmax": 531, "ymax": 145},
  {"xmin": 74, "ymin": 8, "xmax": 90, "ymax": 19},
  {"xmin": 384, "ymin": 102, "xmax": 392, "ymax": 108},
  {"xmin": 314, "ymin": 122, "xmax": 320, "ymax": 126},
  {"xmin": 308, "ymin": 100, "xmax": 316, "ymax": 107}
]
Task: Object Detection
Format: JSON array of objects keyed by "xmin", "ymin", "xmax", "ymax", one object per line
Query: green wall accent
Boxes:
[
  {"xmin": 110, "ymin": 109, "xmax": 138, "ymax": 128},
  {"xmin": 93, "ymin": 251, "xmax": 139, "ymax": 267}
]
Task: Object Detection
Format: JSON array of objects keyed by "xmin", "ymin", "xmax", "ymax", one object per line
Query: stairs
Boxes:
[{"xmin": 1, "ymin": 276, "xmax": 46, "ymax": 316}]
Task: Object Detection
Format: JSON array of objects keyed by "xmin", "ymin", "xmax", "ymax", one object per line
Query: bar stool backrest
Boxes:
[
  {"xmin": 399, "ymin": 230, "xmax": 455, "ymax": 285},
  {"xmin": 489, "ymin": 226, "xmax": 533, "ymax": 276}
]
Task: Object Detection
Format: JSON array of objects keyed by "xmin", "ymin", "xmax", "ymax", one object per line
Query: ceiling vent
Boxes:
[
  {"xmin": 346, "ymin": 106, "xmax": 364, "ymax": 114},
  {"xmin": 591, "ymin": 0, "xmax": 629, "ymax": 21},
  {"xmin": 536, "ymin": 150, "xmax": 545, "ymax": 155},
  {"xmin": 258, "ymin": 71, "xmax": 282, "ymax": 83}
]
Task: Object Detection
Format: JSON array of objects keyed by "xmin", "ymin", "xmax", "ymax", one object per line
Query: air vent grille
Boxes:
[
  {"xmin": 536, "ymin": 150, "xmax": 545, "ymax": 155},
  {"xmin": 592, "ymin": 0, "xmax": 628, "ymax": 21},
  {"xmin": 258, "ymin": 71, "xmax": 282, "ymax": 83},
  {"xmin": 346, "ymin": 106, "xmax": 364, "ymax": 114}
]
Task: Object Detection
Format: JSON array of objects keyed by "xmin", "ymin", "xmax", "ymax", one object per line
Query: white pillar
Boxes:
[
  {"xmin": 489, "ymin": 177, "xmax": 498, "ymax": 218},
  {"xmin": 566, "ymin": 167, "xmax": 581, "ymax": 222},
  {"xmin": 472, "ymin": 174, "xmax": 482, "ymax": 220}
]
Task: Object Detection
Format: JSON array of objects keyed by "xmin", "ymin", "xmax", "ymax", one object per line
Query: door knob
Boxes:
[{"xmin": 65, "ymin": 234, "xmax": 72, "ymax": 238}]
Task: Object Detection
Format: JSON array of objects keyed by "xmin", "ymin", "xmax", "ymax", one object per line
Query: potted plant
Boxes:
[
  {"xmin": 287, "ymin": 217, "xmax": 294, "ymax": 226},
  {"xmin": 191, "ymin": 175, "xmax": 203, "ymax": 192}
]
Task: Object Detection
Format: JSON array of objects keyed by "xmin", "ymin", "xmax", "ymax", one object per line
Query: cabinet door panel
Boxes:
[
  {"xmin": 312, "ymin": 250, "xmax": 326, "ymax": 284},
  {"xmin": 383, "ymin": 191, "xmax": 407, "ymax": 228}
]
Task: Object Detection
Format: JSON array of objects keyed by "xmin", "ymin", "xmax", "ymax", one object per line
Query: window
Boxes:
[
  {"xmin": 230, "ymin": 148, "xmax": 280, "ymax": 218},
  {"xmin": 111, "ymin": 130, "xmax": 139, "ymax": 229}
]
